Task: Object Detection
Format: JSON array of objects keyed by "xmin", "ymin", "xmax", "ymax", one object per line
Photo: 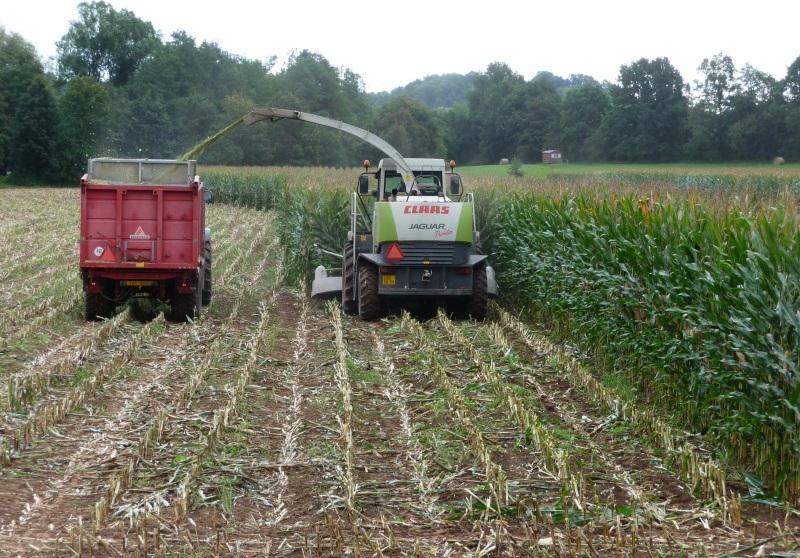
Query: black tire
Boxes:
[
  {"xmin": 341, "ymin": 241, "xmax": 357, "ymax": 315},
  {"xmin": 85, "ymin": 290, "xmax": 114, "ymax": 321},
  {"xmin": 357, "ymin": 261, "xmax": 380, "ymax": 320},
  {"xmin": 467, "ymin": 264, "xmax": 488, "ymax": 320},
  {"xmin": 168, "ymin": 278, "xmax": 201, "ymax": 323},
  {"xmin": 202, "ymin": 240, "xmax": 213, "ymax": 306}
]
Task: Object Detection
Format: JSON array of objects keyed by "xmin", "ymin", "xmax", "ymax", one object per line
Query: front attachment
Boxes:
[{"xmin": 311, "ymin": 266, "xmax": 343, "ymax": 299}]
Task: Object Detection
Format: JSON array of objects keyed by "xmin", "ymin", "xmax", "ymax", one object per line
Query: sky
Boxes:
[{"xmin": 2, "ymin": 0, "xmax": 798, "ymax": 92}]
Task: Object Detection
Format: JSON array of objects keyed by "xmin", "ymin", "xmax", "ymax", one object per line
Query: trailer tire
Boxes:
[
  {"xmin": 168, "ymin": 280, "xmax": 201, "ymax": 323},
  {"xmin": 85, "ymin": 289, "xmax": 114, "ymax": 321},
  {"xmin": 341, "ymin": 242, "xmax": 357, "ymax": 315},
  {"xmin": 202, "ymin": 240, "xmax": 213, "ymax": 306},
  {"xmin": 467, "ymin": 263, "xmax": 488, "ymax": 320},
  {"xmin": 357, "ymin": 261, "xmax": 380, "ymax": 320}
]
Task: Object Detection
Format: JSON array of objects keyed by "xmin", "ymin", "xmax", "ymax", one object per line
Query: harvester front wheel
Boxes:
[
  {"xmin": 85, "ymin": 288, "xmax": 114, "ymax": 321},
  {"xmin": 357, "ymin": 261, "xmax": 380, "ymax": 320},
  {"xmin": 341, "ymin": 242, "xmax": 357, "ymax": 315},
  {"xmin": 202, "ymin": 240, "xmax": 213, "ymax": 306},
  {"xmin": 467, "ymin": 263, "xmax": 488, "ymax": 320}
]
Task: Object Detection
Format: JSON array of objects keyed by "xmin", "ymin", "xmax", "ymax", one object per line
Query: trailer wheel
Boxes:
[
  {"xmin": 85, "ymin": 289, "xmax": 114, "ymax": 321},
  {"xmin": 202, "ymin": 240, "xmax": 213, "ymax": 306},
  {"xmin": 341, "ymin": 242, "xmax": 357, "ymax": 315},
  {"xmin": 357, "ymin": 261, "xmax": 380, "ymax": 320},
  {"xmin": 467, "ymin": 263, "xmax": 488, "ymax": 320},
  {"xmin": 168, "ymin": 280, "xmax": 201, "ymax": 323}
]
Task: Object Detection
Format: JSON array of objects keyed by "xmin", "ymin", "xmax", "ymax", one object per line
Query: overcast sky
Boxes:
[{"xmin": 2, "ymin": 0, "xmax": 798, "ymax": 92}]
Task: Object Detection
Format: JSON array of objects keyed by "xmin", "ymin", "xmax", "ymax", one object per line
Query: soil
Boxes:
[{"xmin": 0, "ymin": 188, "xmax": 797, "ymax": 556}]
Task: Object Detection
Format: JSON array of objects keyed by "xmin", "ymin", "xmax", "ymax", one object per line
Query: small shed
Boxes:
[{"xmin": 542, "ymin": 149, "xmax": 562, "ymax": 164}]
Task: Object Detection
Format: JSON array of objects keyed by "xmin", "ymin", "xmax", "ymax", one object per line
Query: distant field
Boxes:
[{"xmin": 459, "ymin": 161, "xmax": 800, "ymax": 177}]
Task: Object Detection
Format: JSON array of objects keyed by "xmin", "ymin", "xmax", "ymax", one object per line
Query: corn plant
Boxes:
[
  {"xmin": 406, "ymin": 316, "xmax": 510, "ymax": 513},
  {"xmin": 492, "ymin": 302, "xmax": 740, "ymax": 522},
  {"xmin": 326, "ymin": 300, "xmax": 358, "ymax": 514},
  {"xmin": 0, "ymin": 290, "xmax": 82, "ymax": 352},
  {"xmin": 6, "ymin": 307, "xmax": 131, "ymax": 411},
  {"xmin": 494, "ymin": 191, "xmax": 800, "ymax": 504},
  {"xmin": 0, "ymin": 313, "xmax": 166, "ymax": 465},
  {"xmin": 97, "ymin": 257, "xmax": 280, "ymax": 533}
]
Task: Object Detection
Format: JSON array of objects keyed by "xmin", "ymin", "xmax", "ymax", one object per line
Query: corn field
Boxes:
[{"xmin": 0, "ymin": 178, "xmax": 798, "ymax": 556}]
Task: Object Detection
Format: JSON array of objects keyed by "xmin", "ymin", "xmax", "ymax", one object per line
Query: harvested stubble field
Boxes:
[{"xmin": 0, "ymin": 187, "xmax": 798, "ymax": 557}]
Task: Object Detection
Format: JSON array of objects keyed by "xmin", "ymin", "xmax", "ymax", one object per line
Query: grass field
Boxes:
[
  {"xmin": 0, "ymin": 184, "xmax": 798, "ymax": 556},
  {"xmin": 459, "ymin": 161, "xmax": 800, "ymax": 178}
]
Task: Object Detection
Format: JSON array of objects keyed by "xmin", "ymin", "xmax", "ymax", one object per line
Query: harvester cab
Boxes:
[{"xmin": 312, "ymin": 157, "xmax": 498, "ymax": 319}]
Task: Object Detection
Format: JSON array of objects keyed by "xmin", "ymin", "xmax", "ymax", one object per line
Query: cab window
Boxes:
[{"xmin": 383, "ymin": 170, "xmax": 443, "ymax": 197}]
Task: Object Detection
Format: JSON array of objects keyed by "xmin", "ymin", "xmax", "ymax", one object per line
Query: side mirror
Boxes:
[
  {"xmin": 203, "ymin": 189, "xmax": 214, "ymax": 204},
  {"xmin": 358, "ymin": 174, "xmax": 370, "ymax": 194},
  {"xmin": 449, "ymin": 174, "xmax": 462, "ymax": 196}
]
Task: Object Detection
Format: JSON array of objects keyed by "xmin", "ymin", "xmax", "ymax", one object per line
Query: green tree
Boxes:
[
  {"xmin": 375, "ymin": 96, "xmax": 444, "ymax": 157},
  {"xmin": 783, "ymin": 55, "xmax": 800, "ymax": 159},
  {"xmin": 467, "ymin": 62, "xmax": 525, "ymax": 162},
  {"xmin": 57, "ymin": 1, "xmax": 158, "ymax": 86},
  {"xmin": 55, "ymin": 75, "xmax": 110, "ymax": 179},
  {"xmin": 107, "ymin": 31, "xmax": 273, "ymax": 158},
  {"xmin": 0, "ymin": 29, "xmax": 59, "ymax": 179},
  {"xmin": 559, "ymin": 84, "xmax": 609, "ymax": 161},
  {"xmin": 692, "ymin": 53, "xmax": 737, "ymax": 159},
  {"xmin": 439, "ymin": 103, "xmax": 478, "ymax": 163},
  {"xmin": 600, "ymin": 57, "xmax": 688, "ymax": 161},
  {"xmin": 784, "ymin": 54, "xmax": 800, "ymax": 103},
  {"xmin": 515, "ymin": 75, "xmax": 562, "ymax": 161},
  {"xmin": 372, "ymin": 73, "xmax": 478, "ymax": 109},
  {"xmin": 726, "ymin": 64, "xmax": 786, "ymax": 160}
]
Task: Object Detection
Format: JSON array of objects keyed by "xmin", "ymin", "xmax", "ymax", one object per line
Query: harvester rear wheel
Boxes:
[
  {"xmin": 341, "ymin": 241, "xmax": 357, "ymax": 315},
  {"xmin": 202, "ymin": 240, "xmax": 213, "ymax": 306},
  {"xmin": 467, "ymin": 263, "xmax": 488, "ymax": 320},
  {"xmin": 85, "ymin": 288, "xmax": 114, "ymax": 321},
  {"xmin": 357, "ymin": 261, "xmax": 380, "ymax": 320}
]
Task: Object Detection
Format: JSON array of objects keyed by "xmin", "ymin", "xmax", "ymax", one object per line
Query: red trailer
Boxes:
[{"xmin": 80, "ymin": 158, "xmax": 212, "ymax": 322}]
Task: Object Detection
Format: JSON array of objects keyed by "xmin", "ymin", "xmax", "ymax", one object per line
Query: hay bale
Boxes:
[
  {"xmin": 499, "ymin": 158, "xmax": 510, "ymax": 165},
  {"xmin": 774, "ymin": 156, "xmax": 785, "ymax": 165}
]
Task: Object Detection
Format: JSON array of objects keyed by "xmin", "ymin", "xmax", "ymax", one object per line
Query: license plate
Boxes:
[
  {"xmin": 121, "ymin": 280, "xmax": 154, "ymax": 287},
  {"xmin": 382, "ymin": 274, "xmax": 396, "ymax": 286}
]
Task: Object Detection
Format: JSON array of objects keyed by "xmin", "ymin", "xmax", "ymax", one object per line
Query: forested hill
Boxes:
[
  {"xmin": 370, "ymin": 73, "xmax": 478, "ymax": 108},
  {"xmin": 1, "ymin": 1, "xmax": 800, "ymax": 182}
]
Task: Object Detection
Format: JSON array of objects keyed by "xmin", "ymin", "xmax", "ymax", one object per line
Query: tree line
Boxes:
[{"xmin": 1, "ymin": 1, "xmax": 799, "ymax": 182}]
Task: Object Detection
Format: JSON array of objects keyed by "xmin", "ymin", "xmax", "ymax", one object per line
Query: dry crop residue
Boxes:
[{"xmin": 0, "ymin": 187, "xmax": 797, "ymax": 556}]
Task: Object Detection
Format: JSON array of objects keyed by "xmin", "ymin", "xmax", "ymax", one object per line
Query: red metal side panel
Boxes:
[
  {"xmin": 82, "ymin": 187, "xmax": 118, "ymax": 264},
  {"xmin": 80, "ymin": 183, "xmax": 201, "ymax": 271},
  {"xmin": 160, "ymin": 188, "xmax": 196, "ymax": 266}
]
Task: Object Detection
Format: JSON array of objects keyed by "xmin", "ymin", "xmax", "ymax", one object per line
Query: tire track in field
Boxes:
[
  {"xmin": 144, "ymin": 291, "xmax": 335, "ymax": 555},
  {"xmin": 0, "ymin": 208, "xmax": 273, "ymax": 556},
  {"xmin": 49, "ymin": 219, "xmax": 279, "ymax": 554}
]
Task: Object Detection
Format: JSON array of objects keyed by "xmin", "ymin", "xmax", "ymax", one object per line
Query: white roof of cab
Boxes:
[{"xmin": 379, "ymin": 158, "xmax": 445, "ymax": 172}]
